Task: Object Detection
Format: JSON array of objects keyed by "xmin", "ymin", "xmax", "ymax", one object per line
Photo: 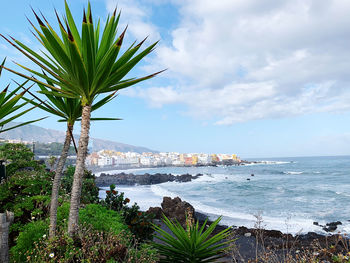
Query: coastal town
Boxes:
[{"xmin": 86, "ymin": 150, "xmax": 242, "ymax": 168}]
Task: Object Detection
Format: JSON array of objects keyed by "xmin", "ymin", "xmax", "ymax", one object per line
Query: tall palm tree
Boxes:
[
  {"xmin": 0, "ymin": 58, "xmax": 45, "ymax": 133},
  {"xmin": 24, "ymin": 80, "xmax": 120, "ymax": 237},
  {"xmin": 2, "ymin": 1, "xmax": 163, "ymax": 235}
]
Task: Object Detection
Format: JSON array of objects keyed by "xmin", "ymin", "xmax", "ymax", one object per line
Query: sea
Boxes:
[{"xmin": 97, "ymin": 156, "xmax": 350, "ymax": 235}]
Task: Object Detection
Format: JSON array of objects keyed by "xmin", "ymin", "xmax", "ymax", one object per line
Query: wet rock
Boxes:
[{"xmin": 323, "ymin": 221, "xmax": 342, "ymax": 232}]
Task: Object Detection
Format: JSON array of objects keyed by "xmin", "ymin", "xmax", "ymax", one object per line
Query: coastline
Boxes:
[{"xmin": 97, "ymin": 171, "xmax": 349, "ymax": 236}]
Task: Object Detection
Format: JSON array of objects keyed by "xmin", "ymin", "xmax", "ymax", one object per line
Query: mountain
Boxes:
[{"xmin": 0, "ymin": 122, "xmax": 157, "ymax": 153}]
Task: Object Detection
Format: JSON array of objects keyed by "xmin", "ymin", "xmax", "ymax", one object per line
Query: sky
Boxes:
[{"xmin": 1, "ymin": 0, "xmax": 350, "ymax": 158}]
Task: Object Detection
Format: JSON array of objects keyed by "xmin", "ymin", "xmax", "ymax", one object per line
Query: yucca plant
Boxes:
[
  {"xmin": 153, "ymin": 215, "xmax": 233, "ymax": 263},
  {"xmin": 23, "ymin": 80, "xmax": 121, "ymax": 238},
  {"xmin": 0, "ymin": 58, "xmax": 45, "ymax": 133},
  {"xmin": 1, "ymin": 1, "xmax": 163, "ymax": 235}
]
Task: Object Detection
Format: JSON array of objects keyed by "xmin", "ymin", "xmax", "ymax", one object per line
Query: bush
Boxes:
[
  {"xmin": 100, "ymin": 184, "xmax": 155, "ymax": 241},
  {"xmin": 61, "ymin": 166, "xmax": 99, "ymax": 204},
  {"xmin": 126, "ymin": 243, "xmax": 159, "ymax": 263},
  {"xmin": 25, "ymin": 226, "xmax": 129, "ymax": 263},
  {"xmin": 12, "ymin": 204, "xmax": 130, "ymax": 262},
  {"xmin": 79, "ymin": 204, "xmax": 129, "ymax": 236},
  {"xmin": 10, "ymin": 220, "xmax": 49, "ymax": 263},
  {"xmin": 0, "ymin": 170, "xmax": 52, "ymax": 246},
  {"xmin": 0, "ymin": 143, "xmax": 43, "ymax": 177}
]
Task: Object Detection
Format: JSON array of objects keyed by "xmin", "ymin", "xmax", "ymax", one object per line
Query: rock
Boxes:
[
  {"xmin": 95, "ymin": 172, "xmax": 203, "ymax": 187},
  {"xmin": 247, "ymin": 178, "xmax": 250, "ymax": 181},
  {"xmin": 147, "ymin": 207, "xmax": 163, "ymax": 219},
  {"xmin": 161, "ymin": 196, "xmax": 195, "ymax": 226},
  {"xmin": 326, "ymin": 221, "xmax": 342, "ymax": 226},
  {"xmin": 251, "ymin": 174, "xmax": 254, "ymax": 176},
  {"xmin": 323, "ymin": 221, "xmax": 342, "ymax": 232},
  {"xmin": 313, "ymin": 221, "xmax": 319, "ymax": 226}
]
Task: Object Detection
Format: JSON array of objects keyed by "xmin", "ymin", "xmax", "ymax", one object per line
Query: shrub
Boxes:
[
  {"xmin": 100, "ymin": 184, "xmax": 155, "ymax": 241},
  {"xmin": 12, "ymin": 204, "xmax": 131, "ymax": 262},
  {"xmin": 10, "ymin": 220, "xmax": 49, "ymax": 263},
  {"xmin": 25, "ymin": 226, "xmax": 129, "ymax": 263},
  {"xmin": 126, "ymin": 243, "xmax": 159, "ymax": 263},
  {"xmin": 61, "ymin": 166, "xmax": 99, "ymax": 204},
  {"xmin": 79, "ymin": 204, "xmax": 129, "ymax": 236},
  {"xmin": 0, "ymin": 170, "xmax": 52, "ymax": 245},
  {"xmin": 153, "ymin": 215, "xmax": 233, "ymax": 262},
  {"xmin": 0, "ymin": 143, "xmax": 43, "ymax": 177}
]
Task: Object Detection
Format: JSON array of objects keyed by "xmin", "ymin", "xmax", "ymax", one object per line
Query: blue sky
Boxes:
[{"xmin": 1, "ymin": 0, "xmax": 350, "ymax": 158}]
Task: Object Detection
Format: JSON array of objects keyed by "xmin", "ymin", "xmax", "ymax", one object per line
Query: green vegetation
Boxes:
[
  {"xmin": 2, "ymin": 0, "xmax": 163, "ymax": 236},
  {"xmin": 0, "ymin": 143, "xmax": 162, "ymax": 262},
  {"xmin": 152, "ymin": 215, "xmax": 232, "ymax": 263},
  {"xmin": 34, "ymin": 142, "xmax": 76, "ymax": 156},
  {"xmin": 61, "ymin": 166, "xmax": 99, "ymax": 205},
  {"xmin": 0, "ymin": 58, "xmax": 45, "ymax": 134},
  {"xmin": 101, "ymin": 184, "xmax": 155, "ymax": 241}
]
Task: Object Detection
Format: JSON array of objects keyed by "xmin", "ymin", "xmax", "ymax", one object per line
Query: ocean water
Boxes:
[{"xmin": 98, "ymin": 156, "xmax": 350, "ymax": 235}]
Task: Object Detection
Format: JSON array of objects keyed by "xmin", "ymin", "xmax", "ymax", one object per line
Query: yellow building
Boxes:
[{"xmin": 192, "ymin": 155, "xmax": 198, "ymax": 165}]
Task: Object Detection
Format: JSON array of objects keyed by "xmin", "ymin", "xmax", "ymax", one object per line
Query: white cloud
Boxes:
[
  {"xmin": 124, "ymin": 0, "xmax": 350, "ymax": 125},
  {"xmin": 105, "ymin": 0, "xmax": 160, "ymax": 42}
]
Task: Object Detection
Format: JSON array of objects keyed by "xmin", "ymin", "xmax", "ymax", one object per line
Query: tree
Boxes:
[
  {"xmin": 24, "ymin": 80, "xmax": 120, "ymax": 237},
  {"xmin": 2, "ymin": 1, "xmax": 163, "ymax": 236},
  {"xmin": 0, "ymin": 58, "xmax": 45, "ymax": 133}
]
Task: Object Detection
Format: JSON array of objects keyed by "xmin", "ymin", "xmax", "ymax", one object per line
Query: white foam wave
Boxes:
[
  {"xmin": 176, "ymin": 199, "xmax": 322, "ymax": 234},
  {"xmin": 100, "ymin": 184, "xmax": 350, "ymax": 235},
  {"xmin": 242, "ymin": 161, "xmax": 291, "ymax": 166},
  {"xmin": 284, "ymin": 171, "xmax": 303, "ymax": 175},
  {"xmin": 94, "ymin": 167, "xmax": 152, "ymax": 177},
  {"xmin": 150, "ymin": 185, "xmax": 178, "ymax": 198}
]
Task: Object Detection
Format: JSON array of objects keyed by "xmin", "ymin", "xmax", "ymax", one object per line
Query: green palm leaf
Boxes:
[
  {"xmin": 0, "ymin": 58, "xmax": 46, "ymax": 133},
  {"xmin": 2, "ymin": 0, "xmax": 163, "ymax": 237},
  {"xmin": 153, "ymin": 215, "xmax": 234, "ymax": 262}
]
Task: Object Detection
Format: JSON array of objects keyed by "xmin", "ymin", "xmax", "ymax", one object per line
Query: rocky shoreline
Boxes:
[
  {"xmin": 149, "ymin": 196, "xmax": 349, "ymax": 262},
  {"xmin": 95, "ymin": 172, "xmax": 203, "ymax": 187}
]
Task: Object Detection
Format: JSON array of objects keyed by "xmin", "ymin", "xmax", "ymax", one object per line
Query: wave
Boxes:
[
  {"xmin": 150, "ymin": 185, "xmax": 178, "ymax": 198},
  {"xmin": 284, "ymin": 171, "xmax": 303, "ymax": 175},
  {"xmin": 242, "ymin": 161, "xmax": 291, "ymax": 166}
]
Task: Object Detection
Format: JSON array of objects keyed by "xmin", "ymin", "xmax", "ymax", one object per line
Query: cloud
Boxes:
[
  {"xmin": 105, "ymin": 0, "xmax": 160, "ymax": 42},
  {"xmin": 124, "ymin": 0, "xmax": 350, "ymax": 125}
]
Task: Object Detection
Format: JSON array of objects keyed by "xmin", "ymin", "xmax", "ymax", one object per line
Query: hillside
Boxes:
[{"xmin": 0, "ymin": 122, "xmax": 157, "ymax": 153}]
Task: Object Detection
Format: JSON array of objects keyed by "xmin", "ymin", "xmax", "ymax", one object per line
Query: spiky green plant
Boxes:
[
  {"xmin": 0, "ymin": 58, "xmax": 45, "ymax": 133},
  {"xmin": 153, "ymin": 215, "xmax": 233, "ymax": 263},
  {"xmin": 1, "ymin": 1, "xmax": 163, "ymax": 235}
]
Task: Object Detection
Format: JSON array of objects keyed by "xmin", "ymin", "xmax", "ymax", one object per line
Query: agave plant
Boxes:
[
  {"xmin": 23, "ymin": 79, "xmax": 121, "ymax": 237},
  {"xmin": 153, "ymin": 215, "xmax": 233, "ymax": 263},
  {"xmin": 0, "ymin": 58, "xmax": 45, "ymax": 133},
  {"xmin": 1, "ymin": 1, "xmax": 163, "ymax": 235}
]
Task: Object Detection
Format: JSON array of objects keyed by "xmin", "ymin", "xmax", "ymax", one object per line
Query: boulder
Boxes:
[
  {"xmin": 323, "ymin": 221, "xmax": 342, "ymax": 232},
  {"xmin": 161, "ymin": 196, "xmax": 195, "ymax": 226},
  {"xmin": 147, "ymin": 207, "xmax": 163, "ymax": 219}
]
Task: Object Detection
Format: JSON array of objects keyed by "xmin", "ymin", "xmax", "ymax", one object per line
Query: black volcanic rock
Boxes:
[
  {"xmin": 161, "ymin": 196, "xmax": 195, "ymax": 226},
  {"xmin": 95, "ymin": 172, "xmax": 203, "ymax": 187}
]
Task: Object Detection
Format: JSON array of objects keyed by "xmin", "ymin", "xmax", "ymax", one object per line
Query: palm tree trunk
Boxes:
[
  {"xmin": 68, "ymin": 105, "xmax": 91, "ymax": 236},
  {"xmin": 49, "ymin": 123, "xmax": 73, "ymax": 238}
]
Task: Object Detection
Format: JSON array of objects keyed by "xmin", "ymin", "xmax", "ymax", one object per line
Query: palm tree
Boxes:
[
  {"xmin": 0, "ymin": 58, "xmax": 45, "ymax": 133},
  {"xmin": 24, "ymin": 80, "xmax": 120, "ymax": 237},
  {"xmin": 2, "ymin": 1, "xmax": 163, "ymax": 235}
]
